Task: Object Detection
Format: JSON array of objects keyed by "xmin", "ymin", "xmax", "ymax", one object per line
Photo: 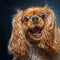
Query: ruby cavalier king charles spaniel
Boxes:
[{"xmin": 8, "ymin": 5, "xmax": 60, "ymax": 60}]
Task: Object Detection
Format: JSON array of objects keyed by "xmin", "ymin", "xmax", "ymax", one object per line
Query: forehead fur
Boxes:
[
  {"xmin": 25, "ymin": 7, "xmax": 42, "ymax": 12},
  {"xmin": 23, "ymin": 6, "xmax": 51, "ymax": 15}
]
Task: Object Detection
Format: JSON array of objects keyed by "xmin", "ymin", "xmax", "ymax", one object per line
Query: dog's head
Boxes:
[
  {"xmin": 8, "ymin": 5, "xmax": 60, "ymax": 56},
  {"xmin": 21, "ymin": 5, "xmax": 56, "ymax": 44}
]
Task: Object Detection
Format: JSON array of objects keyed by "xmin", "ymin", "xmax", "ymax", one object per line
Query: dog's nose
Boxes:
[{"xmin": 32, "ymin": 16, "xmax": 38, "ymax": 24}]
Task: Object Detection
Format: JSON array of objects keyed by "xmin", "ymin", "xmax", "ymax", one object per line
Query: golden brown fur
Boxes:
[{"xmin": 8, "ymin": 5, "xmax": 60, "ymax": 60}]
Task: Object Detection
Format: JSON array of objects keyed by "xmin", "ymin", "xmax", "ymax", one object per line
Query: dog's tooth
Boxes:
[
  {"xmin": 36, "ymin": 34, "xmax": 41, "ymax": 38},
  {"xmin": 33, "ymin": 33, "xmax": 41, "ymax": 38}
]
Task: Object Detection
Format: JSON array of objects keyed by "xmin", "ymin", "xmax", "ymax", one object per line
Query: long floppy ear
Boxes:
[
  {"xmin": 8, "ymin": 10, "xmax": 28, "ymax": 56},
  {"xmin": 53, "ymin": 20, "xmax": 60, "ymax": 52},
  {"xmin": 46, "ymin": 9, "xmax": 60, "ymax": 54}
]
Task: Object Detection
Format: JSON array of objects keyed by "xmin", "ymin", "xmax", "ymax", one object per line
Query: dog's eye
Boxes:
[
  {"xmin": 24, "ymin": 15, "xmax": 30, "ymax": 21},
  {"xmin": 39, "ymin": 13, "xmax": 45, "ymax": 19}
]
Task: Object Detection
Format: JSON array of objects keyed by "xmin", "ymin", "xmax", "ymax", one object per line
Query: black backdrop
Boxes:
[{"xmin": 0, "ymin": 0, "xmax": 60, "ymax": 60}]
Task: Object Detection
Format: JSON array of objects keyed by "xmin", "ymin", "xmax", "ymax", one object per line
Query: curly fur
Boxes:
[{"xmin": 8, "ymin": 5, "xmax": 60, "ymax": 60}]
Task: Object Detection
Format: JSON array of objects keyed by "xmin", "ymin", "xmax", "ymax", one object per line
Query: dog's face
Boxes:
[
  {"xmin": 21, "ymin": 6, "xmax": 55, "ymax": 44},
  {"xmin": 22, "ymin": 7, "xmax": 45, "ymax": 42}
]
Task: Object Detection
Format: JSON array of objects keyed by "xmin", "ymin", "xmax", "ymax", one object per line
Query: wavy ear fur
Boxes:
[
  {"xmin": 53, "ymin": 21, "xmax": 60, "ymax": 52},
  {"xmin": 8, "ymin": 10, "xmax": 27, "ymax": 56},
  {"xmin": 48, "ymin": 9, "xmax": 60, "ymax": 54},
  {"xmin": 46, "ymin": 21, "xmax": 60, "ymax": 54},
  {"xmin": 45, "ymin": 9, "xmax": 60, "ymax": 54}
]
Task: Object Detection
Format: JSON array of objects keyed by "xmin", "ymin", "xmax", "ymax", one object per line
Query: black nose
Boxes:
[{"xmin": 32, "ymin": 16, "xmax": 38, "ymax": 24}]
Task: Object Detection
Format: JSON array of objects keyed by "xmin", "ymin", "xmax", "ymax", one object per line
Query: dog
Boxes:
[{"xmin": 8, "ymin": 5, "xmax": 60, "ymax": 60}]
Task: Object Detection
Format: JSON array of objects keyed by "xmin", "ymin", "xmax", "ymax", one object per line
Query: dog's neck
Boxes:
[{"xmin": 27, "ymin": 45, "xmax": 49, "ymax": 60}]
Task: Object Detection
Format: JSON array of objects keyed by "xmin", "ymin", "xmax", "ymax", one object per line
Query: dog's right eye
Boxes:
[
  {"xmin": 39, "ymin": 13, "xmax": 45, "ymax": 19},
  {"xmin": 24, "ymin": 15, "xmax": 30, "ymax": 21}
]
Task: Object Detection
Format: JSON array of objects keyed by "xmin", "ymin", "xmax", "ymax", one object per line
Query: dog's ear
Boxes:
[
  {"xmin": 46, "ymin": 9, "xmax": 60, "ymax": 54},
  {"xmin": 8, "ymin": 10, "xmax": 27, "ymax": 56},
  {"xmin": 48, "ymin": 21, "xmax": 60, "ymax": 54},
  {"xmin": 50, "ymin": 9, "xmax": 60, "ymax": 53},
  {"xmin": 53, "ymin": 20, "xmax": 60, "ymax": 52}
]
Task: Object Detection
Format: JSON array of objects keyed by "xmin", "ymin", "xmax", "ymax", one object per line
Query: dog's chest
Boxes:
[
  {"xmin": 28, "ymin": 49, "xmax": 40, "ymax": 60},
  {"xmin": 30, "ymin": 53, "xmax": 41, "ymax": 60},
  {"xmin": 27, "ymin": 46, "xmax": 48, "ymax": 60}
]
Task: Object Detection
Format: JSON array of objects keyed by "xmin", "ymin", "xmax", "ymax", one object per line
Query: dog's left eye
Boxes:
[
  {"xmin": 24, "ymin": 15, "xmax": 30, "ymax": 21},
  {"xmin": 39, "ymin": 13, "xmax": 45, "ymax": 19}
]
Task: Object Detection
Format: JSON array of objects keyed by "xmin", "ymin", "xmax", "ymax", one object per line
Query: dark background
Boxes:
[{"xmin": 0, "ymin": 0, "xmax": 60, "ymax": 60}]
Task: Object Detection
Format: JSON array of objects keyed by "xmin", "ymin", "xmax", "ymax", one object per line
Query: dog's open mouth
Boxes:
[
  {"xmin": 28, "ymin": 26, "xmax": 42, "ymax": 42},
  {"xmin": 29, "ymin": 26, "xmax": 42, "ymax": 38}
]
